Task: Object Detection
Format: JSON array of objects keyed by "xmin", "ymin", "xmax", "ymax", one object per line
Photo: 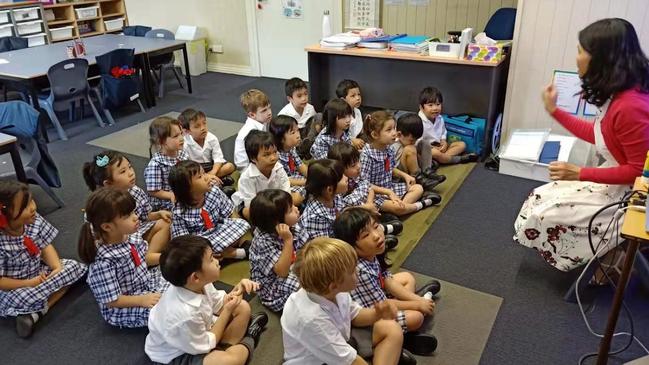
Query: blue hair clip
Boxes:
[{"xmin": 96, "ymin": 155, "xmax": 110, "ymax": 167}]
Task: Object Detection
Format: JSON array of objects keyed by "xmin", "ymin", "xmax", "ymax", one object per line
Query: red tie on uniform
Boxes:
[
  {"xmin": 23, "ymin": 236, "xmax": 40, "ymax": 257},
  {"xmin": 291, "ymin": 250, "xmax": 297, "ymax": 264},
  {"xmin": 288, "ymin": 155, "xmax": 296, "ymax": 173},
  {"xmin": 384, "ymin": 157, "xmax": 390, "ymax": 172},
  {"xmin": 129, "ymin": 244, "xmax": 142, "ymax": 267},
  {"xmin": 378, "ymin": 269, "xmax": 385, "ymax": 289},
  {"xmin": 200, "ymin": 208, "xmax": 214, "ymax": 229}
]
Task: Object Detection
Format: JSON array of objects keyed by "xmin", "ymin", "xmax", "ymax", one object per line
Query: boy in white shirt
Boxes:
[
  {"xmin": 179, "ymin": 108, "xmax": 236, "ymax": 187},
  {"xmin": 145, "ymin": 235, "xmax": 268, "ymax": 365},
  {"xmin": 234, "ymin": 89, "xmax": 273, "ymax": 170},
  {"xmin": 278, "ymin": 77, "xmax": 316, "ymax": 131},
  {"xmin": 281, "ymin": 237, "xmax": 412, "ymax": 365},
  {"xmin": 232, "ymin": 130, "xmax": 302, "ymax": 220},
  {"xmin": 336, "ymin": 79, "xmax": 366, "ymax": 149},
  {"xmin": 418, "ymin": 86, "xmax": 478, "ymax": 165}
]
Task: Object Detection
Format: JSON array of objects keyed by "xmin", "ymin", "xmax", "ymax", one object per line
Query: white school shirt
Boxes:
[
  {"xmin": 278, "ymin": 102, "xmax": 316, "ymax": 129},
  {"xmin": 231, "ymin": 162, "xmax": 290, "ymax": 208},
  {"xmin": 281, "ymin": 288, "xmax": 362, "ymax": 365},
  {"xmin": 418, "ymin": 110, "xmax": 447, "ymax": 144},
  {"xmin": 234, "ymin": 117, "xmax": 266, "ymax": 170},
  {"xmin": 183, "ymin": 132, "xmax": 226, "ymax": 164},
  {"xmin": 145, "ymin": 284, "xmax": 226, "ymax": 364},
  {"xmin": 348, "ymin": 107, "xmax": 363, "ymax": 139}
]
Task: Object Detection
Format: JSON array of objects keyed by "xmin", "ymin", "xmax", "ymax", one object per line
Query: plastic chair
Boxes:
[
  {"xmin": 0, "ymin": 37, "xmax": 29, "ymax": 102},
  {"xmin": 38, "ymin": 59, "xmax": 105, "ymax": 141},
  {"xmin": 123, "ymin": 25, "xmax": 152, "ymax": 37},
  {"xmin": 145, "ymin": 28, "xmax": 184, "ymax": 98},
  {"xmin": 484, "ymin": 8, "xmax": 517, "ymax": 40}
]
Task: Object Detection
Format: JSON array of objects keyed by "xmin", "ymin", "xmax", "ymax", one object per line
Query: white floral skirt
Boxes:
[{"xmin": 513, "ymin": 180, "xmax": 629, "ymax": 271}]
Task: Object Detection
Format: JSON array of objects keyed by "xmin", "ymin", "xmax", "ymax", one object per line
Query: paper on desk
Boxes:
[
  {"xmin": 553, "ymin": 70, "xmax": 581, "ymax": 114},
  {"xmin": 500, "ymin": 129, "xmax": 551, "ymax": 162},
  {"xmin": 0, "ymin": 59, "xmax": 9, "ymax": 64}
]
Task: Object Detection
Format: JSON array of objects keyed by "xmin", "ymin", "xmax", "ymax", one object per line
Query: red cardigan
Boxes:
[{"xmin": 551, "ymin": 89, "xmax": 649, "ymax": 185}]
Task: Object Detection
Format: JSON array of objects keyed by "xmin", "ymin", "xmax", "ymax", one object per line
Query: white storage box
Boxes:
[
  {"xmin": 0, "ymin": 10, "xmax": 10, "ymax": 24},
  {"xmin": 75, "ymin": 6, "xmax": 98, "ymax": 19},
  {"xmin": 429, "ymin": 42, "xmax": 462, "ymax": 58},
  {"xmin": 0, "ymin": 23, "xmax": 12, "ymax": 38},
  {"xmin": 16, "ymin": 20, "xmax": 42, "ymax": 35},
  {"xmin": 24, "ymin": 33, "xmax": 46, "ymax": 48},
  {"xmin": 104, "ymin": 17, "xmax": 124, "ymax": 31},
  {"xmin": 499, "ymin": 134, "xmax": 596, "ymax": 182},
  {"xmin": 12, "ymin": 7, "xmax": 39, "ymax": 22},
  {"xmin": 50, "ymin": 25, "xmax": 73, "ymax": 41}
]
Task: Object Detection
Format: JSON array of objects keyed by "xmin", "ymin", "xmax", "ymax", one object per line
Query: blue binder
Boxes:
[{"xmin": 539, "ymin": 141, "xmax": 561, "ymax": 164}]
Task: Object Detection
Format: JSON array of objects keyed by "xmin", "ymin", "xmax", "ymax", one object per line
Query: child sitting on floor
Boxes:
[
  {"xmin": 145, "ymin": 235, "xmax": 268, "ymax": 365},
  {"xmin": 281, "ymin": 236, "xmax": 406, "ymax": 365},
  {"xmin": 310, "ymin": 99, "xmax": 353, "ymax": 160},
  {"xmin": 0, "ymin": 181, "xmax": 87, "ymax": 338},
  {"xmin": 336, "ymin": 79, "xmax": 365, "ymax": 149},
  {"xmin": 278, "ymin": 77, "xmax": 317, "ymax": 133},
  {"xmin": 269, "ymin": 115, "xmax": 308, "ymax": 198},
  {"xmin": 234, "ymin": 89, "xmax": 273, "ymax": 170},
  {"xmin": 168, "ymin": 161, "xmax": 250, "ymax": 260},
  {"xmin": 334, "ymin": 207, "xmax": 440, "ymax": 356}
]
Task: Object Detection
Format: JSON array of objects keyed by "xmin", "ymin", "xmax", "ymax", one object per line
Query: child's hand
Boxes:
[
  {"xmin": 170, "ymin": 193, "xmax": 176, "ymax": 204},
  {"xmin": 233, "ymin": 279, "xmax": 260, "ymax": 296},
  {"xmin": 46, "ymin": 266, "xmax": 62, "ymax": 279},
  {"xmin": 276, "ymin": 223, "xmax": 293, "ymax": 243},
  {"xmin": 374, "ymin": 300, "xmax": 398, "ymax": 320},
  {"xmin": 207, "ymin": 174, "xmax": 222, "ymax": 187},
  {"xmin": 418, "ymin": 298, "xmax": 435, "ymax": 315},
  {"xmin": 403, "ymin": 174, "xmax": 416, "ymax": 187},
  {"xmin": 29, "ymin": 272, "xmax": 47, "ymax": 287},
  {"xmin": 223, "ymin": 293, "xmax": 242, "ymax": 314},
  {"xmin": 352, "ymin": 138, "xmax": 365, "ymax": 150},
  {"xmin": 362, "ymin": 203, "xmax": 379, "ymax": 215},
  {"xmin": 439, "ymin": 140, "xmax": 448, "ymax": 153},
  {"xmin": 140, "ymin": 293, "xmax": 161, "ymax": 308},
  {"xmin": 156, "ymin": 210, "xmax": 172, "ymax": 223}
]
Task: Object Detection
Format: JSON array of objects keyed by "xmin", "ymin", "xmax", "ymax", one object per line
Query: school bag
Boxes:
[{"xmin": 442, "ymin": 114, "xmax": 486, "ymax": 155}]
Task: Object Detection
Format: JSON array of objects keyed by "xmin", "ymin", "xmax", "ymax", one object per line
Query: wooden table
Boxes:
[
  {"xmin": 597, "ymin": 177, "xmax": 649, "ymax": 364},
  {"xmin": 0, "ymin": 133, "xmax": 26, "ymax": 183},
  {"xmin": 305, "ymin": 44, "xmax": 510, "ymax": 158}
]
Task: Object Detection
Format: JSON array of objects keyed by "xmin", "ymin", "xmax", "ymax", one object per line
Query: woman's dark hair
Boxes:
[
  {"xmin": 244, "ymin": 130, "xmax": 276, "ymax": 162},
  {"xmin": 169, "ymin": 160, "xmax": 203, "ymax": 208},
  {"xmin": 336, "ymin": 79, "xmax": 360, "ymax": 98},
  {"xmin": 250, "ymin": 189, "xmax": 294, "ymax": 234},
  {"xmin": 418, "ymin": 86, "xmax": 443, "ymax": 107},
  {"xmin": 579, "ymin": 18, "xmax": 649, "ymax": 107},
  {"xmin": 160, "ymin": 235, "xmax": 211, "ymax": 286},
  {"xmin": 0, "ymin": 181, "xmax": 31, "ymax": 224},
  {"xmin": 268, "ymin": 115, "xmax": 299, "ymax": 150},
  {"xmin": 82, "ymin": 150, "xmax": 129, "ymax": 191},
  {"xmin": 333, "ymin": 207, "xmax": 390, "ymax": 271},
  {"xmin": 327, "ymin": 142, "xmax": 359, "ymax": 168},
  {"xmin": 149, "ymin": 116, "xmax": 182, "ymax": 157},
  {"xmin": 78, "ymin": 187, "xmax": 136, "ymax": 264},
  {"xmin": 305, "ymin": 159, "xmax": 344, "ymax": 199},
  {"xmin": 322, "ymin": 98, "xmax": 353, "ymax": 136}
]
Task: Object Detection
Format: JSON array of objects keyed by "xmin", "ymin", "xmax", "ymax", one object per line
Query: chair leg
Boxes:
[
  {"xmin": 25, "ymin": 169, "xmax": 64, "ymax": 208},
  {"xmin": 41, "ymin": 102, "xmax": 68, "ymax": 141},
  {"xmin": 158, "ymin": 68, "xmax": 165, "ymax": 99},
  {"xmin": 136, "ymin": 99, "xmax": 146, "ymax": 113},
  {"xmin": 172, "ymin": 66, "xmax": 184, "ymax": 89},
  {"xmin": 564, "ymin": 259, "xmax": 600, "ymax": 303},
  {"xmin": 86, "ymin": 95, "xmax": 105, "ymax": 127}
]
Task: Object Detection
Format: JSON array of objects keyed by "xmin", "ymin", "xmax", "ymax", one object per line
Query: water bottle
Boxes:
[{"xmin": 322, "ymin": 10, "xmax": 332, "ymax": 39}]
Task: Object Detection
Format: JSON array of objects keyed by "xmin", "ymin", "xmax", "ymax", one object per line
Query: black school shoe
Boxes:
[
  {"xmin": 420, "ymin": 191, "xmax": 442, "ymax": 207},
  {"xmin": 16, "ymin": 313, "xmax": 36, "ymax": 338},
  {"xmin": 221, "ymin": 186, "xmax": 236, "ymax": 198},
  {"xmin": 221, "ymin": 175, "xmax": 235, "ymax": 186},
  {"xmin": 416, "ymin": 279, "xmax": 441, "ymax": 297},
  {"xmin": 385, "ymin": 235, "xmax": 399, "ymax": 250},
  {"xmin": 382, "ymin": 220, "xmax": 403, "ymax": 235},
  {"xmin": 421, "ymin": 168, "xmax": 447, "ymax": 184},
  {"xmin": 398, "ymin": 348, "xmax": 418, "ymax": 365},
  {"xmin": 460, "ymin": 153, "xmax": 479, "ymax": 164},
  {"xmin": 404, "ymin": 332, "xmax": 438, "ymax": 356},
  {"xmin": 380, "ymin": 213, "xmax": 400, "ymax": 224},
  {"xmin": 415, "ymin": 173, "xmax": 442, "ymax": 192},
  {"xmin": 247, "ymin": 312, "xmax": 269, "ymax": 346}
]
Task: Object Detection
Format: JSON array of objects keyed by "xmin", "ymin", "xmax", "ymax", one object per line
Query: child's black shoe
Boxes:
[
  {"xmin": 416, "ymin": 279, "xmax": 441, "ymax": 296},
  {"xmin": 247, "ymin": 312, "xmax": 269, "ymax": 346},
  {"xmin": 385, "ymin": 235, "xmax": 399, "ymax": 250},
  {"xmin": 221, "ymin": 175, "xmax": 235, "ymax": 186},
  {"xmin": 460, "ymin": 153, "xmax": 479, "ymax": 164},
  {"xmin": 415, "ymin": 173, "xmax": 441, "ymax": 192},
  {"xmin": 420, "ymin": 191, "xmax": 442, "ymax": 207},
  {"xmin": 398, "ymin": 348, "xmax": 418, "ymax": 365},
  {"xmin": 382, "ymin": 220, "xmax": 403, "ymax": 235},
  {"xmin": 15, "ymin": 313, "xmax": 37, "ymax": 338},
  {"xmin": 404, "ymin": 332, "xmax": 438, "ymax": 356},
  {"xmin": 222, "ymin": 186, "xmax": 236, "ymax": 198}
]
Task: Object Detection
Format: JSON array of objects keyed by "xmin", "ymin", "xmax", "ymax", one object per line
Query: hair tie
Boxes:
[{"xmin": 96, "ymin": 155, "xmax": 110, "ymax": 167}]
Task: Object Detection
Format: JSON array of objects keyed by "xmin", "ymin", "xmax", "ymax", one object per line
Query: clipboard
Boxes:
[{"xmin": 553, "ymin": 70, "xmax": 582, "ymax": 115}]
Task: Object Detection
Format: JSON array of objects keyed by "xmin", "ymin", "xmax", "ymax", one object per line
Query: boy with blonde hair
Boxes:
[
  {"xmin": 281, "ymin": 237, "xmax": 414, "ymax": 365},
  {"xmin": 234, "ymin": 89, "xmax": 273, "ymax": 169}
]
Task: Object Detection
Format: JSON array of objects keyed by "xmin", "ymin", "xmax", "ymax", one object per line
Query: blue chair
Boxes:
[
  {"xmin": 484, "ymin": 8, "xmax": 517, "ymax": 40},
  {"xmin": 145, "ymin": 28, "xmax": 184, "ymax": 98},
  {"xmin": 123, "ymin": 25, "xmax": 152, "ymax": 37},
  {"xmin": 38, "ymin": 59, "xmax": 105, "ymax": 141},
  {"xmin": 0, "ymin": 37, "xmax": 29, "ymax": 102}
]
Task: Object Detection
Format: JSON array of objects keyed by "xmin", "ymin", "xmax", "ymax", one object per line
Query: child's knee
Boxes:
[
  {"xmin": 235, "ymin": 300, "xmax": 251, "ymax": 317},
  {"xmin": 405, "ymin": 311, "xmax": 424, "ymax": 331},
  {"xmin": 455, "ymin": 141, "xmax": 466, "ymax": 151},
  {"xmin": 374, "ymin": 318, "xmax": 403, "ymax": 338},
  {"xmin": 410, "ymin": 184, "xmax": 423, "ymax": 196},
  {"xmin": 400, "ymin": 272, "xmax": 416, "ymax": 286}
]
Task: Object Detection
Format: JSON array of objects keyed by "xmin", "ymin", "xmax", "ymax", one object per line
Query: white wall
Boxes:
[{"xmin": 503, "ymin": 0, "xmax": 649, "ymax": 139}]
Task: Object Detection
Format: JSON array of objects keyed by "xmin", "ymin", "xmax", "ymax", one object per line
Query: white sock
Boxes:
[
  {"xmin": 30, "ymin": 312, "xmax": 40, "ymax": 322},
  {"xmin": 384, "ymin": 224, "xmax": 394, "ymax": 234},
  {"xmin": 414, "ymin": 202, "xmax": 423, "ymax": 210},
  {"xmin": 423, "ymin": 292, "xmax": 433, "ymax": 300},
  {"xmin": 234, "ymin": 248, "xmax": 246, "ymax": 259}
]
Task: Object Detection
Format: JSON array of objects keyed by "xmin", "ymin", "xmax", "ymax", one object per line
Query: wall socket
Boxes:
[{"xmin": 209, "ymin": 44, "xmax": 223, "ymax": 53}]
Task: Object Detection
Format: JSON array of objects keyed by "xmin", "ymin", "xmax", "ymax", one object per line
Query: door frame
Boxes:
[{"xmin": 245, "ymin": 0, "xmax": 344, "ymax": 78}]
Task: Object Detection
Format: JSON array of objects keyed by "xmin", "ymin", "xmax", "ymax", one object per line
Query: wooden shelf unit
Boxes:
[{"xmin": 44, "ymin": 0, "xmax": 129, "ymax": 43}]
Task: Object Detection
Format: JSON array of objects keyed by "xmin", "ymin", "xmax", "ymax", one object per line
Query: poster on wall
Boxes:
[
  {"xmin": 408, "ymin": 0, "xmax": 430, "ymax": 5},
  {"xmin": 282, "ymin": 0, "xmax": 303, "ymax": 19},
  {"xmin": 349, "ymin": 0, "xmax": 378, "ymax": 28}
]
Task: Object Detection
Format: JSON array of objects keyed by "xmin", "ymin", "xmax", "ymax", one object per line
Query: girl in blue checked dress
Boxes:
[
  {"xmin": 361, "ymin": 111, "xmax": 440, "ymax": 216},
  {"xmin": 83, "ymin": 150, "xmax": 170, "ymax": 266},
  {"xmin": 0, "ymin": 181, "xmax": 86, "ymax": 338},
  {"xmin": 249, "ymin": 189, "xmax": 307, "ymax": 312},
  {"xmin": 144, "ymin": 116, "xmax": 190, "ymax": 211},
  {"xmin": 269, "ymin": 115, "xmax": 308, "ymax": 202},
  {"xmin": 310, "ymin": 98, "xmax": 354, "ymax": 160},
  {"xmin": 298, "ymin": 159, "xmax": 348, "ymax": 243},
  {"xmin": 80, "ymin": 188, "xmax": 169, "ymax": 328},
  {"xmin": 168, "ymin": 161, "xmax": 250, "ymax": 260},
  {"xmin": 334, "ymin": 207, "xmax": 439, "ymax": 356}
]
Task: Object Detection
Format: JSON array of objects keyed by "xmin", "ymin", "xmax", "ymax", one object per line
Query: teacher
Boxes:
[{"xmin": 514, "ymin": 18, "xmax": 649, "ymax": 272}]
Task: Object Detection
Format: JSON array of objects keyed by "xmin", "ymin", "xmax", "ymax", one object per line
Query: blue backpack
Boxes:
[{"xmin": 443, "ymin": 114, "xmax": 486, "ymax": 155}]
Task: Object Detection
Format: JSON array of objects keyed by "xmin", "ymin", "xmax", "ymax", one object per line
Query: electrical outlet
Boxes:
[{"xmin": 209, "ymin": 44, "xmax": 223, "ymax": 53}]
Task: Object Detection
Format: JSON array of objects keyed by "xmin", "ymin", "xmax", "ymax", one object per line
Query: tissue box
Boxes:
[{"xmin": 465, "ymin": 41, "xmax": 511, "ymax": 63}]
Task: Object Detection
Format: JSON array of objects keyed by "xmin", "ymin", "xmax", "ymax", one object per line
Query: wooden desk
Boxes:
[
  {"xmin": 597, "ymin": 177, "xmax": 649, "ymax": 365},
  {"xmin": 305, "ymin": 44, "xmax": 511, "ymax": 158}
]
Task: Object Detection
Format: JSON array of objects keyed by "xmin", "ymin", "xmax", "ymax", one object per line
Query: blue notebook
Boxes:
[
  {"xmin": 389, "ymin": 35, "xmax": 430, "ymax": 45},
  {"xmin": 539, "ymin": 141, "xmax": 561, "ymax": 164},
  {"xmin": 361, "ymin": 34, "xmax": 406, "ymax": 42}
]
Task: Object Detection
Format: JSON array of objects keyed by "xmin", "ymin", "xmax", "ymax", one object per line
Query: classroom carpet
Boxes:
[
  {"xmin": 247, "ymin": 271, "xmax": 502, "ymax": 365},
  {"xmin": 217, "ymin": 162, "xmax": 476, "ymax": 286},
  {"xmin": 86, "ymin": 111, "xmax": 242, "ymax": 158}
]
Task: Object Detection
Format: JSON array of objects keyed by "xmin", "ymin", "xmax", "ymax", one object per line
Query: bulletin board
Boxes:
[{"xmin": 344, "ymin": 0, "xmax": 381, "ymax": 30}]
